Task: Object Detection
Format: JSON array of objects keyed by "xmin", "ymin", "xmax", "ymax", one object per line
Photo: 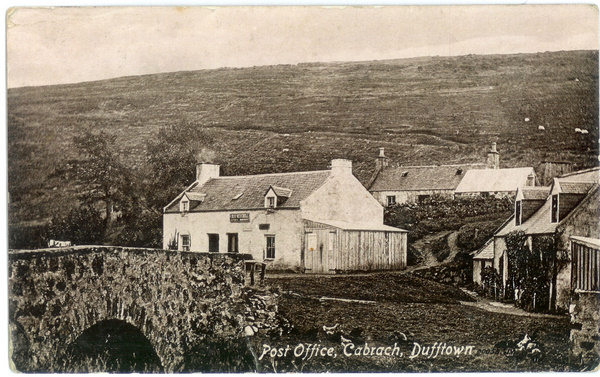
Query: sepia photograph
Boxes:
[{"xmin": 5, "ymin": 4, "xmax": 600, "ymax": 373}]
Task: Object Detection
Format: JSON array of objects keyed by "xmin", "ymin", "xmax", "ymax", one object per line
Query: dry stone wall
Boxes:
[
  {"xmin": 8, "ymin": 246, "xmax": 280, "ymax": 372},
  {"xmin": 569, "ymin": 292, "xmax": 600, "ymax": 369}
]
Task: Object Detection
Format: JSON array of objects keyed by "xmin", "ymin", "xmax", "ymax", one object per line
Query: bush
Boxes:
[
  {"xmin": 47, "ymin": 206, "xmax": 105, "ymax": 245},
  {"xmin": 480, "ymin": 266, "xmax": 504, "ymax": 300},
  {"xmin": 384, "ymin": 196, "xmax": 513, "ymax": 242},
  {"xmin": 8, "ymin": 224, "xmax": 48, "ymax": 249}
]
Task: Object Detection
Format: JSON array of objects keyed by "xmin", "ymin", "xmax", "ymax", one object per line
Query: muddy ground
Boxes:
[{"xmin": 251, "ymin": 271, "xmax": 574, "ymax": 373}]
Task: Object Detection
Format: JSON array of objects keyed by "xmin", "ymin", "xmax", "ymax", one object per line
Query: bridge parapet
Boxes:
[{"xmin": 9, "ymin": 246, "xmax": 278, "ymax": 372}]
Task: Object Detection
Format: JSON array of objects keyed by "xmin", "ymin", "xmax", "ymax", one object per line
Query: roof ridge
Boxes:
[
  {"xmin": 558, "ymin": 166, "xmax": 600, "ymax": 178},
  {"xmin": 209, "ymin": 170, "xmax": 331, "ymax": 180},
  {"xmin": 392, "ymin": 163, "xmax": 486, "ymax": 168}
]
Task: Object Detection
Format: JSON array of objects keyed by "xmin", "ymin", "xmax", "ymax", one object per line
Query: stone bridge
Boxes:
[{"xmin": 8, "ymin": 246, "xmax": 277, "ymax": 373}]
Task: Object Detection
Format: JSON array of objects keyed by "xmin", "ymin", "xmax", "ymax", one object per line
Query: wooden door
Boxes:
[{"xmin": 304, "ymin": 231, "xmax": 330, "ymax": 273}]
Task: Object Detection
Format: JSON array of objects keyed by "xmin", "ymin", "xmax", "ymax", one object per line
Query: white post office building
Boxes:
[{"xmin": 163, "ymin": 159, "xmax": 407, "ymax": 273}]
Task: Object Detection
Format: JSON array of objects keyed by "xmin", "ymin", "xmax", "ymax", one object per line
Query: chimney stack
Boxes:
[
  {"xmin": 486, "ymin": 142, "xmax": 499, "ymax": 169},
  {"xmin": 196, "ymin": 163, "xmax": 220, "ymax": 186},
  {"xmin": 375, "ymin": 147, "xmax": 389, "ymax": 171},
  {"xmin": 331, "ymin": 159, "xmax": 353, "ymax": 176}
]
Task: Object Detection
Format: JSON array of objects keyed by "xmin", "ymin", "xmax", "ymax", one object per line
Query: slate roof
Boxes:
[
  {"xmin": 558, "ymin": 181, "xmax": 596, "ymax": 195},
  {"xmin": 473, "ymin": 238, "xmax": 494, "ymax": 260},
  {"xmin": 455, "ymin": 167, "xmax": 535, "ymax": 194},
  {"xmin": 497, "ymin": 198, "xmax": 557, "ymax": 236},
  {"xmin": 520, "ymin": 187, "xmax": 551, "ymax": 201},
  {"xmin": 558, "ymin": 167, "xmax": 600, "ymax": 182},
  {"xmin": 165, "ymin": 170, "xmax": 331, "ymax": 213},
  {"xmin": 369, "ymin": 164, "xmax": 486, "ymax": 192},
  {"xmin": 270, "ymin": 186, "xmax": 293, "ymax": 198},
  {"xmin": 184, "ymin": 192, "xmax": 207, "ymax": 201},
  {"xmin": 497, "ymin": 172, "xmax": 599, "ymax": 237}
]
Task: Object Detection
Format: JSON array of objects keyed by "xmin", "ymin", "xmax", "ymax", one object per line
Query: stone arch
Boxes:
[
  {"xmin": 61, "ymin": 319, "xmax": 163, "ymax": 373},
  {"xmin": 55, "ymin": 288, "xmax": 176, "ymax": 371},
  {"xmin": 9, "ymin": 247, "xmax": 273, "ymax": 373}
]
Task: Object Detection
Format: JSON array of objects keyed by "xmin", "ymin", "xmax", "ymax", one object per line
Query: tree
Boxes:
[
  {"xmin": 145, "ymin": 122, "xmax": 215, "ymax": 210},
  {"xmin": 61, "ymin": 130, "xmax": 133, "ymax": 230},
  {"xmin": 47, "ymin": 206, "xmax": 104, "ymax": 245}
]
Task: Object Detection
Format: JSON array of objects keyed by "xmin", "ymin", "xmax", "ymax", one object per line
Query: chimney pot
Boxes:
[
  {"xmin": 379, "ymin": 148, "xmax": 385, "ymax": 157},
  {"xmin": 331, "ymin": 159, "xmax": 353, "ymax": 175},
  {"xmin": 486, "ymin": 142, "xmax": 499, "ymax": 169},
  {"xmin": 196, "ymin": 163, "xmax": 220, "ymax": 186}
]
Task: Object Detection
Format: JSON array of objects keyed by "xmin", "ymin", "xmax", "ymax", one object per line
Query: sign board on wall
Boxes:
[{"xmin": 230, "ymin": 213, "xmax": 250, "ymax": 223}]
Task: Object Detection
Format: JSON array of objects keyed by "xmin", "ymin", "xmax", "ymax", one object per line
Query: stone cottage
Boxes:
[{"xmin": 472, "ymin": 167, "xmax": 600, "ymax": 311}]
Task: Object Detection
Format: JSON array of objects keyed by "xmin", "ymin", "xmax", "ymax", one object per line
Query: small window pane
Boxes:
[
  {"xmin": 266, "ymin": 236, "xmax": 276, "ymax": 259},
  {"xmin": 181, "ymin": 235, "xmax": 190, "ymax": 251}
]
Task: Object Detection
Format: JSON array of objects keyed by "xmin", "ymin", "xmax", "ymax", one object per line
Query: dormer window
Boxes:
[
  {"xmin": 551, "ymin": 194, "xmax": 559, "ymax": 223},
  {"xmin": 515, "ymin": 200, "xmax": 522, "ymax": 226},
  {"xmin": 180, "ymin": 199, "xmax": 189, "ymax": 213},
  {"xmin": 401, "ymin": 171, "xmax": 409, "ymax": 177},
  {"xmin": 264, "ymin": 185, "xmax": 291, "ymax": 209}
]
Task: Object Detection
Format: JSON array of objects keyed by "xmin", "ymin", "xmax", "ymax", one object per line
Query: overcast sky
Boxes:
[{"xmin": 6, "ymin": 5, "xmax": 599, "ymax": 88}]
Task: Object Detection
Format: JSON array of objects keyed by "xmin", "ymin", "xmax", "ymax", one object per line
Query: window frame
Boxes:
[
  {"xmin": 181, "ymin": 234, "xmax": 191, "ymax": 251},
  {"xmin": 386, "ymin": 195, "xmax": 396, "ymax": 206},
  {"xmin": 265, "ymin": 235, "xmax": 276, "ymax": 260},
  {"xmin": 180, "ymin": 199, "xmax": 189, "ymax": 213},
  {"xmin": 551, "ymin": 194, "xmax": 559, "ymax": 223},
  {"xmin": 227, "ymin": 233, "xmax": 239, "ymax": 253},
  {"xmin": 515, "ymin": 200, "xmax": 522, "ymax": 226},
  {"xmin": 208, "ymin": 233, "xmax": 220, "ymax": 253}
]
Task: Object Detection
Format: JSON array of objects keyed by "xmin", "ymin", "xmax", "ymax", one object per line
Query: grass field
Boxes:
[
  {"xmin": 252, "ymin": 272, "xmax": 574, "ymax": 372},
  {"xmin": 7, "ymin": 50, "xmax": 598, "ymax": 225}
]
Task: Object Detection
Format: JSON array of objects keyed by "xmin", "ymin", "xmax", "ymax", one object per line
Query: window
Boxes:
[
  {"xmin": 227, "ymin": 233, "xmax": 239, "ymax": 253},
  {"xmin": 208, "ymin": 234, "xmax": 219, "ymax": 253},
  {"xmin": 268, "ymin": 196, "xmax": 276, "ymax": 208},
  {"xmin": 181, "ymin": 235, "xmax": 191, "ymax": 251},
  {"xmin": 181, "ymin": 199, "xmax": 189, "ymax": 213},
  {"xmin": 418, "ymin": 194, "xmax": 431, "ymax": 203},
  {"xmin": 515, "ymin": 200, "xmax": 522, "ymax": 226},
  {"xmin": 386, "ymin": 195, "xmax": 396, "ymax": 206},
  {"xmin": 551, "ymin": 195, "xmax": 559, "ymax": 223},
  {"xmin": 265, "ymin": 235, "xmax": 276, "ymax": 259}
]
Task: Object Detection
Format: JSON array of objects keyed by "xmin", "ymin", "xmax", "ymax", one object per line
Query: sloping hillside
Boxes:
[{"xmin": 7, "ymin": 50, "xmax": 599, "ymax": 225}]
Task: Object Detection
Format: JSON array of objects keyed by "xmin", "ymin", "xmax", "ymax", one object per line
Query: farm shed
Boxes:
[
  {"xmin": 303, "ymin": 219, "xmax": 407, "ymax": 273},
  {"xmin": 163, "ymin": 159, "xmax": 407, "ymax": 273}
]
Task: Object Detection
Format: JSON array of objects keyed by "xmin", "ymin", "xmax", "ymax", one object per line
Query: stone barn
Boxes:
[{"xmin": 163, "ymin": 159, "xmax": 407, "ymax": 273}]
